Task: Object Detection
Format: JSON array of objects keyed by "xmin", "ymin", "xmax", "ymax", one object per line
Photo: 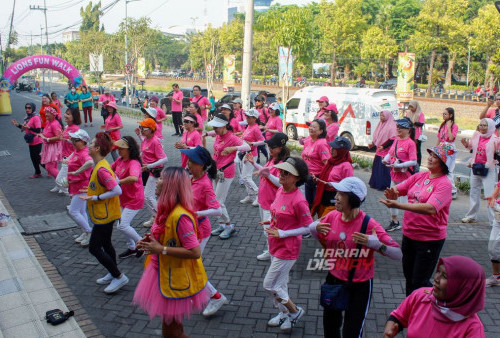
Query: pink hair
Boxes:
[{"xmin": 154, "ymin": 167, "xmax": 198, "ymax": 237}]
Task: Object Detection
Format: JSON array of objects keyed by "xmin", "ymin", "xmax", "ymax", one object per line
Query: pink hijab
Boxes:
[
  {"xmin": 372, "ymin": 110, "xmax": 397, "ymax": 147},
  {"xmin": 431, "ymin": 256, "xmax": 485, "ymax": 322}
]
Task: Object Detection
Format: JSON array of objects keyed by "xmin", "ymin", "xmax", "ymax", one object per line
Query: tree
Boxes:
[
  {"xmin": 385, "ymin": 0, "xmax": 421, "ymax": 50},
  {"xmin": 189, "ymin": 26, "xmax": 221, "ymax": 93},
  {"xmin": 361, "ymin": 26, "xmax": 398, "ymax": 81},
  {"xmin": 80, "ymin": 1, "xmax": 103, "ymax": 32},
  {"xmin": 316, "ymin": 0, "xmax": 367, "ymax": 85}
]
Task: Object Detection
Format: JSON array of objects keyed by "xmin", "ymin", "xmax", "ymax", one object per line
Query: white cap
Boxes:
[
  {"xmin": 268, "ymin": 102, "xmax": 280, "ymax": 111},
  {"xmin": 69, "ymin": 129, "xmax": 90, "ymax": 144},
  {"xmin": 220, "ymin": 104, "xmax": 232, "ymax": 111},
  {"xmin": 141, "ymin": 107, "xmax": 157, "ymax": 119},
  {"xmin": 207, "ymin": 115, "xmax": 229, "ymax": 128},
  {"xmin": 330, "ymin": 177, "xmax": 367, "ymax": 201},
  {"xmin": 244, "ymin": 108, "xmax": 260, "ymax": 118}
]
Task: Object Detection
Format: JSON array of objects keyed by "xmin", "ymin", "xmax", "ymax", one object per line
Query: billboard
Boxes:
[
  {"xmin": 89, "ymin": 54, "xmax": 103, "ymax": 72},
  {"xmin": 137, "ymin": 57, "xmax": 146, "ymax": 78},
  {"xmin": 279, "ymin": 46, "xmax": 293, "ymax": 87},
  {"xmin": 223, "ymin": 55, "xmax": 235, "ymax": 89},
  {"xmin": 396, "ymin": 52, "xmax": 415, "ymax": 102}
]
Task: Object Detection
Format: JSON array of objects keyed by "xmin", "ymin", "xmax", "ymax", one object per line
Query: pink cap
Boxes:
[
  {"xmin": 105, "ymin": 101, "xmax": 118, "ymax": 110},
  {"xmin": 316, "ymin": 96, "xmax": 329, "ymax": 103},
  {"xmin": 325, "ymin": 103, "xmax": 338, "ymax": 114}
]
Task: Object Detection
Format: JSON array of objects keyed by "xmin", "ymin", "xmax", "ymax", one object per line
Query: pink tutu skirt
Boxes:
[
  {"xmin": 133, "ymin": 255, "xmax": 210, "ymax": 325},
  {"xmin": 41, "ymin": 142, "xmax": 63, "ymax": 164}
]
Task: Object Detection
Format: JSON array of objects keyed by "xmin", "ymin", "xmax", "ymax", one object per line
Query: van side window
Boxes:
[{"xmin": 287, "ymin": 98, "xmax": 300, "ymax": 110}]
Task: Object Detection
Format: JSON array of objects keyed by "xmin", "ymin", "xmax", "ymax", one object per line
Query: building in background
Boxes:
[
  {"xmin": 227, "ymin": 0, "xmax": 272, "ymax": 23},
  {"xmin": 62, "ymin": 31, "xmax": 80, "ymax": 43}
]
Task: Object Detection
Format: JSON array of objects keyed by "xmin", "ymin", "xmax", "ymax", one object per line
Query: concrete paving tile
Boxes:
[
  {"xmin": 0, "ymin": 278, "xmax": 24, "ymax": 296},
  {"xmin": 0, "ymin": 322, "xmax": 45, "ymax": 338},
  {"xmin": 0, "ymin": 305, "xmax": 36, "ymax": 329},
  {"xmin": 0, "ymin": 292, "xmax": 28, "ymax": 311}
]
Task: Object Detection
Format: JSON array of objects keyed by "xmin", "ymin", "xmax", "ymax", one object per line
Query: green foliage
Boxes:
[
  {"xmin": 80, "ymin": 1, "xmax": 103, "ymax": 32},
  {"xmin": 351, "ymin": 155, "xmax": 373, "ymax": 169}
]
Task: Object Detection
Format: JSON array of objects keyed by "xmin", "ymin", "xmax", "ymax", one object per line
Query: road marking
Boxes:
[{"xmin": 0, "ymin": 150, "xmax": 11, "ymax": 157}]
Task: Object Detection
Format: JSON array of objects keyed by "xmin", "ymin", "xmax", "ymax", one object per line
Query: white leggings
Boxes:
[
  {"xmin": 117, "ymin": 208, "xmax": 142, "ymax": 250},
  {"xmin": 465, "ymin": 168, "xmax": 497, "ymax": 225},
  {"xmin": 200, "ymin": 236, "xmax": 218, "ymax": 297},
  {"xmin": 144, "ymin": 175, "xmax": 157, "ymax": 217},
  {"xmin": 390, "ymin": 180, "xmax": 407, "ymax": 218},
  {"xmin": 235, "ymin": 154, "xmax": 258, "ymax": 196},
  {"xmin": 68, "ymin": 193, "xmax": 92, "ymax": 233},
  {"xmin": 263, "ymin": 255, "xmax": 297, "ymax": 313},
  {"xmin": 213, "ymin": 176, "xmax": 234, "ymax": 224}
]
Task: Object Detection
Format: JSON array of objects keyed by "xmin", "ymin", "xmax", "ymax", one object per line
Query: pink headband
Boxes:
[{"xmin": 183, "ymin": 116, "xmax": 196, "ymax": 123}]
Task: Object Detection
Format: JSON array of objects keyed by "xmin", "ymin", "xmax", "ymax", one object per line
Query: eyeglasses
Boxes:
[
  {"xmin": 183, "ymin": 120, "xmax": 194, "ymax": 124},
  {"xmin": 279, "ymin": 169, "xmax": 291, "ymax": 177}
]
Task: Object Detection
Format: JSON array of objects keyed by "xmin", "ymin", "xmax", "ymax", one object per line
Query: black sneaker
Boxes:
[
  {"xmin": 171, "ymin": 133, "xmax": 180, "ymax": 136},
  {"xmin": 118, "ymin": 249, "xmax": 138, "ymax": 259},
  {"xmin": 385, "ymin": 220, "xmax": 401, "ymax": 232},
  {"xmin": 135, "ymin": 249, "xmax": 144, "ymax": 258}
]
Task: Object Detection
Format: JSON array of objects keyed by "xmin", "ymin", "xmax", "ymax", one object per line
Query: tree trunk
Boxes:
[
  {"xmin": 426, "ymin": 49, "xmax": 436, "ymax": 97},
  {"xmin": 372, "ymin": 67, "xmax": 379, "ymax": 87},
  {"xmin": 445, "ymin": 52, "xmax": 456, "ymax": 88},
  {"xmin": 330, "ymin": 50, "xmax": 337, "ymax": 86},
  {"xmin": 384, "ymin": 60, "xmax": 388, "ymax": 81},
  {"xmin": 485, "ymin": 55, "xmax": 491, "ymax": 87},
  {"xmin": 344, "ymin": 63, "xmax": 350, "ymax": 84}
]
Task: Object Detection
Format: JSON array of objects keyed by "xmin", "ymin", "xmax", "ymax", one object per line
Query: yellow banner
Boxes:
[
  {"xmin": 137, "ymin": 57, "xmax": 146, "ymax": 78},
  {"xmin": 396, "ymin": 53, "xmax": 415, "ymax": 102},
  {"xmin": 223, "ymin": 55, "xmax": 235, "ymax": 89}
]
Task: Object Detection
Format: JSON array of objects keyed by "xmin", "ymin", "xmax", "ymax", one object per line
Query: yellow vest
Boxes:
[
  {"xmin": 156, "ymin": 205, "xmax": 207, "ymax": 299},
  {"xmin": 87, "ymin": 159, "xmax": 121, "ymax": 224}
]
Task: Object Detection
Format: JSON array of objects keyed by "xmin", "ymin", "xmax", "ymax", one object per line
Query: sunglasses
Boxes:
[
  {"xmin": 279, "ymin": 169, "xmax": 291, "ymax": 177},
  {"xmin": 139, "ymin": 126, "xmax": 150, "ymax": 131},
  {"xmin": 183, "ymin": 120, "xmax": 194, "ymax": 124},
  {"xmin": 71, "ymin": 138, "xmax": 82, "ymax": 142},
  {"xmin": 25, "ymin": 107, "xmax": 32, "ymax": 110}
]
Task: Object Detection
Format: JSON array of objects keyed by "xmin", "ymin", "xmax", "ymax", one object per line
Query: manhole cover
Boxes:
[{"xmin": 0, "ymin": 150, "xmax": 11, "ymax": 157}]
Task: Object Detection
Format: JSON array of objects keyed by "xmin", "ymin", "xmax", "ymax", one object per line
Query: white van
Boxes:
[{"xmin": 285, "ymin": 87, "xmax": 399, "ymax": 148}]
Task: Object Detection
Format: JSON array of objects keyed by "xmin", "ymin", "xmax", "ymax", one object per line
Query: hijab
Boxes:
[
  {"xmin": 23, "ymin": 102, "xmax": 38, "ymax": 123},
  {"xmin": 430, "ymin": 256, "xmax": 485, "ymax": 322},
  {"xmin": 406, "ymin": 100, "xmax": 422, "ymax": 124},
  {"xmin": 481, "ymin": 118, "xmax": 496, "ymax": 138},
  {"xmin": 372, "ymin": 110, "xmax": 397, "ymax": 147}
]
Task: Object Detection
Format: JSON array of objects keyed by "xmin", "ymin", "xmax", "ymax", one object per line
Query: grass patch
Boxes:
[
  {"xmin": 424, "ymin": 112, "xmax": 478, "ymax": 130},
  {"xmin": 455, "ymin": 179, "xmax": 470, "ymax": 194},
  {"xmin": 351, "ymin": 155, "xmax": 373, "ymax": 169}
]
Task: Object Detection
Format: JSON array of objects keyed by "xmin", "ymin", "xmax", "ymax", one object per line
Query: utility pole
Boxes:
[
  {"xmin": 31, "ymin": 2, "xmax": 49, "ymax": 92},
  {"xmin": 124, "ymin": 0, "xmax": 141, "ymax": 107},
  {"xmin": 7, "ymin": 0, "xmax": 16, "ymax": 51},
  {"xmin": 241, "ymin": 0, "xmax": 254, "ymax": 110}
]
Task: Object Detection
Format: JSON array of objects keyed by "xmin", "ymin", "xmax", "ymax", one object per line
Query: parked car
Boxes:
[
  {"xmin": 379, "ymin": 78, "xmax": 397, "ymax": 90},
  {"xmin": 151, "ymin": 71, "xmax": 165, "ymax": 76},
  {"xmin": 160, "ymin": 87, "xmax": 209, "ymax": 113},
  {"xmin": 214, "ymin": 91, "xmax": 277, "ymax": 110}
]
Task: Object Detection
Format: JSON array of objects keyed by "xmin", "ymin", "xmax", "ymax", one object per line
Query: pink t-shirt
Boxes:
[
  {"xmin": 155, "ymin": 107, "xmax": 166, "ymax": 139},
  {"xmin": 213, "ymin": 131, "xmax": 243, "ymax": 178},
  {"xmin": 302, "ymin": 137, "xmax": 331, "ymax": 175},
  {"xmin": 26, "ymin": 116, "xmax": 43, "ymax": 146},
  {"xmin": 67, "ymin": 147, "xmax": 92, "ymax": 195},
  {"xmin": 397, "ymin": 172, "xmax": 452, "ymax": 241},
  {"xmin": 319, "ymin": 210, "xmax": 399, "ymax": 282},
  {"xmin": 98, "ymin": 94, "xmax": 115, "ymax": 104},
  {"xmin": 180, "ymin": 130, "xmax": 202, "ymax": 168},
  {"xmin": 242, "ymin": 123, "xmax": 264, "ymax": 157},
  {"xmin": 391, "ymin": 288, "xmax": 485, "ymax": 338},
  {"xmin": 375, "ymin": 138, "xmax": 394, "ymax": 157},
  {"xmin": 96, "ymin": 166, "xmax": 118, "ymax": 191},
  {"xmin": 486, "ymin": 107, "xmax": 499, "ymax": 119},
  {"xmin": 407, "ymin": 112, "xmax": 425, "ymax": 139},
  {"xmin": 258, "ymin": 159, "xmax": 281, "ymax": 210},
  {"xmin": 327, "ymin": 161, "xmax": 353, "ymax": 183},
  {"xmin": 171, "ymin": 90, "xmax": 183, "ymax": 112},
  {"xmin": 388, "ymin": 137, "xmax": 417, "ymax": 182},
  {"xmin": 474, "ymin": 137, "xmax": 489, "ymax": 164},
  {"xmin": 256, "ymin": 107, "xmax": 268, "ymax": 124},
  {"xmin": 192, "ymin": 173, "xmax": 220, "ymax": 240},
  {"xmin": 233, "ymin": 109, "xmax": 245, "ymax": 122},
  {"xmin": 437, "ymin": 123, "xmax": 458, "ymax": 143},
  {"xmin": 111, "ymin": 158, "xmax": 144, "ymax": 210},
  {"xmin": 326, "ymin": 122, "xmax": 340, "ymax": 143},
  {"xmin": 195, "ymin": 114, "xmax": 204, "ymax": 135},
  {"xmin": 62, "ymin": 124, "xmax": 79, "ymax": 158},
  {"xmin": 105, "ymin": 113, "xmax": 122, "ymax": 141},
  {"xmin": 229, "ymin": 118, "xmax": 242, "ymax": 134},
  {"xmin": 151, "ymin": 214, "xmax": 199, "ymax": 248},
  {"xmin": 141, "ymin": 136, "xmax": 166, "ymax": 166},
  {"xmin": 192, "ymin": 95, "xmax": 210, "ymax": 121},
  {"xmin": 265, "ymin": 115, "xmax": 283, "ymax": 140},
  {"xmin": 268, "ymin": 187, "xmax": 313, "ymax": 260},
  {"xmin": 42, "ymin": 119, "xmax": 62, "ymax": 141}
]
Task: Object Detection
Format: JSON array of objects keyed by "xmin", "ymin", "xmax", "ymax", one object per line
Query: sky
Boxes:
[{"xmin": 0, "ymin": 0, "xmax": 312, "ymax": 48}]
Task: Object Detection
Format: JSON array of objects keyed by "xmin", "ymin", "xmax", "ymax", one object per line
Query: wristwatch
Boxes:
[
  {"xmin": 162, "ymin": 246, "xmax": 168, "ymax": 255},
  {"xmin": 379, "ymin": 244, "xmax": 387, "ymax": 254}
]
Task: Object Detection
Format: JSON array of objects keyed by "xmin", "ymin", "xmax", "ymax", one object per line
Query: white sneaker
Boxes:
[
  {"xmin": 143, "ymin": 217, "xmax": 154, "ymax": 228},
  {"xmin": 80, "ymin": 232, "xmax": 91, "ymax": 247},
  {"xmin": 267, "ymin": 312, "xmax": 288, "ymax": 327},
  {"xmin": 50, "ymin": 186, "xmax": 59, "ymax": 193},
  {"xmin": 257, "ymin": 250, "xmax": 271, "ymax": 261},
  {"xmin": 240, "ymin": 196, "xmax": 254, "ymax": 204},
  {"xmin": 211, "ymin": 224, "xmax": 225, "ymax": 236},
  {"xmin": 461, "ymin": 217, "xmax": 476, "ymax": 223},
  {"xmin": 202, "ymin": 294, "xmax": 229, "ymax": 317},
  {"xmin": 238, "ymin": 178, "xmax": 244, "ymax": 185},
  {"xmin": 452, "ymin": 191, "xmax": 457, "ymax": 200},
  {"xmin": 288, "ymin": 307, "xmax": 305, "ymax": 328},
  {"xmin": 252, "ymin": 199, "xmax": 259, "ymax": 207},
  {"xmin": 74, "ymin": 232, "xmax": 86, "ymax": 243},
  {"xmin": 280, "ymin": 316, "xmax": 292, "ymax": 331},
  {"xmin": 58, "ymin": 188, "xmax": 68, "ymax": 195},
  {"xmin": 219, "ymin": 225, "xmax": 235, "ymax": 240},
  {"xmin": 104, "ymin": 274, "xmax": 129, "ymax": 293},
  {"xmin": 486, "ymin": 275, "xmax": 500, "ymax": 287},
  {"xmin": 96, "ymin": 273, "xmax": 113, "ymax": 285}
]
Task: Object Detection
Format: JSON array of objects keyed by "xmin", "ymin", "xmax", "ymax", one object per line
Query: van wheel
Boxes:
[
  {"xmin": 341, "ymin": 132, "xmax": 356, "ymax": 150},
  {"xmin": 286, "ymin": 125, "xmax": 298, "ymax": 140}
]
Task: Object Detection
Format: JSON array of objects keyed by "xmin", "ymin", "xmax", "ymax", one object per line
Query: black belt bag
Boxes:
[{"xmin": 472, "ymin": 163, "xmax": 488, "ymax": 177}]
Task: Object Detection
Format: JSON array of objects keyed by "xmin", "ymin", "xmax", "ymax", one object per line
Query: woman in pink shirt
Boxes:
[
  {"xmin": 406, "ymin": 100, "xmax": 425, "ymax": 168},
  {"xmin": 382, "ymin": 117, "xmax": 417, "ymax": 232},
  {"xmin": 311, "ymin": 136, "xmax": 354, "ymax": 218},
  {"xmin": 384, "ymin": 256, "xmax": 485, "ymax": 338},
  {"xmin": 39, "ymin": 106, "xmax": 63, "ymax": 187},
  {"xmin": 10, "ymin": 102, "xmax": 44, "ymax": 178},
  {"xmin": 175, "ymin": 113, "xmax": 202, "ymax": 168},
  {"xmin": 220, "ymin": 104, "xmax": 243, "ymax": 136},
  {"xmin": 262, "ymin": 102, "xmax": 283, "ymax": 140},
  {"xmin": 254, "ymin": 96, "xmax": 269, "ymax": 163},
  {"xmin": 179, "ymin": 146, "xmax": 229, "ymax": 317},
  {"xmin": 461, "ymin": 118, "xmax": 498, "ymax": 225},
  {"xmin": 51, "ymin": 92, "xmax": 62, "ymax": 111},
  {"xmin": 380, "ymin": 143, "xmax": 455, "ymax": 296},
  {"xmin": 246, "ymin": 133, "xmax": 290, "ymax": 261},
  {"xmin": 264, "ymin": 157, "xmax": 316, "ymax": 332},
  {"xmin": 112, "ymin": 136, "xmax": 145, "ymax": 259},
  {"xmin": 66, "ymin": 130, "xmax": 94, "ymax": 247},
  {"xmin": 206, "ymin": 114, "xmax": 251, "ymax": 240},
  {"xmin": 237, "ymin": 109, "xmax": 265, "ymax": 206},
  {"xmin": 149, "ymin": 96, "xmax": 167, "ymax": 139},
  {"xmin": 310, "ymin": 177, "xmax": 401, "ymax": 338},
  {"xmin": 301, "ymin": 119, "xmax": 330, "ymax": 206},
  {"xmin": 100, "ymin": 101, "xmax": 123, "ymax": 161},
  {"xmin": 369, "ymin": 110, "xmax": 397, "ymax": 191},
  {"xmin": 61, "ymin": 108, "xmax": 81, "ymax": 158},
  {"xmin": 191, "ymin": 85, "xmax": 211, "ymax": 121},
  {"xmin": 232, "ymin": 98, "xmax": 245, "ymax": 122},
  {"xmin": 314, "ymin": 96, "xmax": 329, "ymax": 120},
  {"xmin": 323, "ymin": 104, "xmax": 339, "ymax": 143},
  {"xmin": 437, "ymin": 107, "xmax": 459, "ymax": 198},
  {"xmin": 135, "ymin": 118, "xmax": 168, "ymax": 228}
]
